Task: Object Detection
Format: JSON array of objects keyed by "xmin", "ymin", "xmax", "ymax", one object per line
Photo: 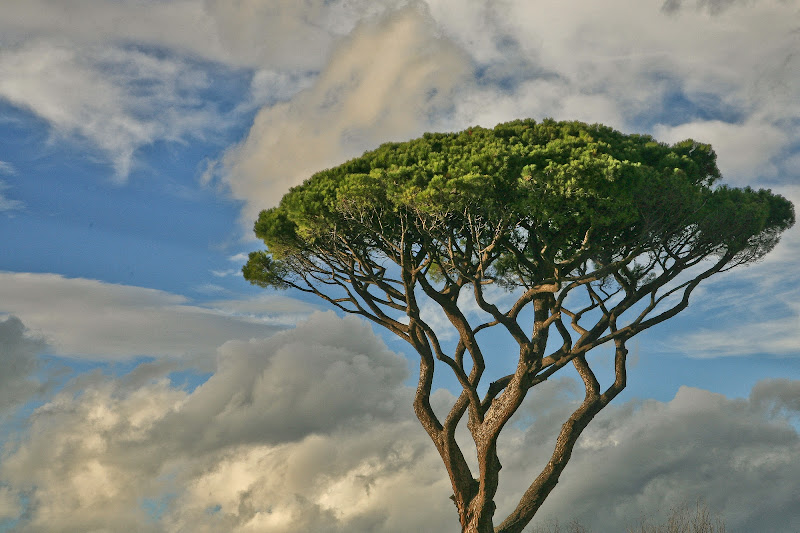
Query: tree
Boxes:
[{"xmin": 243, "ymin": 119, "xmax": 794, "ymax": 533}]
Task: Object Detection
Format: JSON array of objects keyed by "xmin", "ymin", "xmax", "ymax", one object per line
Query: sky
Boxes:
[{"xmin": 0, "ymin": 1, "xmax": 799, "ymax": 531}]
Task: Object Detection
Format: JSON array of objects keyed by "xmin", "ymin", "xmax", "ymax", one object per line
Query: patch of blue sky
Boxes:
[
  {"xmin": 0, "ymin": 102, "xmax": 254, "ymax": 295},
  {"xmin": 632, "ymin": 79, "xmax": 746, "ymax": 131},
  {"xmin": 33, "ymin": 355, "xmax": 212, "ymax": 393},
  {"xmin": 473, "ymin": 49, "xmax": 552, "ymax": 95},
  {"xmin": 141, "ymin": 492, "xmax": 177, "ymax": 521},
  {"xmin": 167, "ymin": 368, "xmax": 213, "ymax": 393},
  {"xmin": 206, "ymin": 503, "xmax": 222, "ymax": 515}
]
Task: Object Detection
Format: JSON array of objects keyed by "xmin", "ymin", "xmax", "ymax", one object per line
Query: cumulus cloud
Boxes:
[
  {"xmin": 0, "ymin": 272, "xmax": 306, "ymax": 361},
  {"xmin": 0, "ymin": 312, "xmax": 454, "ymax": 532},
  {"xmin": 518, "ymin": 385, "xmax": 800, "ymax": 532},
  {"xmin": 0, "ymin": 311, "xmax": 798, "ymax": 532},
  {"xmin": 219, "ymin": 5, "xmax": 471, "ymax": 223},
  {"xmin": 153, "ymin": 312, "xmax": 411, "ymax": 451}
]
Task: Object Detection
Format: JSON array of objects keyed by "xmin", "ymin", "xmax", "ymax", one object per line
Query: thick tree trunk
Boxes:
[
  {"xmin": 456, "ymin": 491, "xmax": 496, "ymax": 533},
  {"xmin": 462, "ymin": 512, "xmax": 495, "ymax": 533}
]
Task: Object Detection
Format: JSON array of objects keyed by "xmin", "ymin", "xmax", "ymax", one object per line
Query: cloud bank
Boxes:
[{"xmin": 0, "ymin": 312, "xmax": 798, "ymax": 532}]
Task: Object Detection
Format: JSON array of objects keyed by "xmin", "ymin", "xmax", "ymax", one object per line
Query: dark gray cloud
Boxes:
[
  {"xmin": 0, "ymin": 315, "xmax": 45, "ymax": 411},
  {"xmin": 154, "ymin": 311, "xmax": 411, "ymax": 451}
]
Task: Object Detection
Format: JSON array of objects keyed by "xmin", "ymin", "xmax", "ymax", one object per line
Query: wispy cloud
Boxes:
[
  {"xmin": 0, "ymin": 164, "xmax": 23, "ymax": 212},
  {"xmin": 0, "ymin": 161, "xmax": 16, "ymax": 175},
  {"xmin": 0, "ymin": 42, "xmax": 241, "ymax": 181},
  {"xmin": 0, "ymin": 180, "xmax": 23, "ymax": 213},
  {"xmin": 666, "ymin": 186, "xmax": 800, "ymax": 358}
]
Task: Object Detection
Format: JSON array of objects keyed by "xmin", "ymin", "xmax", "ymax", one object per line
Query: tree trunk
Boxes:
[{"xmin": 460, "ymin": 497, "xmax": 496, "ymax": 533}]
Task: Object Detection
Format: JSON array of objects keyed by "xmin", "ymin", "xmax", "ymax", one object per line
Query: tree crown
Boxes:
[{"xmin": 245, "ymin": 119, "xmax": 793, "ymax": 293}]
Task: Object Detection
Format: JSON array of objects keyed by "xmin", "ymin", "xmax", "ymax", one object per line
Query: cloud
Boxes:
[
  {"xmin": 215, "ymin": 0, "xmax": 800, "ymax": 231},
  {"xmin": 0, "ymin": 1, "xmax": 417, "ymax": 182},
  {"xmin": 0, "ymin": 312, "xmax": 454, "ymax": 532},
  {"xmin": 0, "ymin": 315, "xmax": 45, "ymax": 411},
  {"xmin": 0, "ymin": 0, "xmax": 400, "ymax": 71},
  {"xmin": 751, "ymin": 378, "xmax": 800, "ymax": 418},
  {"xmin": 427, "ymin": 0, "xmax": 800, "ymax": 187},
  {"xmin": 219, "ymin": 5, "xmax": 471, "ymax": 223},
  {"xmin": 653, "ymin": 118, "xmax": 789, "ymax": 182},
  {"xmin": 1, "ymin": 313, "xmax": 798, "ymax": 532},
  {"xmin": 0, "ymin": 272, "xmax": 305, "ymax": 361},
  {"xmin": 0, "ymin": 161, "xmax": 16, "ymax": 175},
  {"xmin": 152, "ymin": 312, "xmax": 411, "ymax": 451},
  {"xmin": 3, "ymin": 0, "xmax": 797, "ymax": 197},
  {"xmin": 0, "ymin": 41, "xmax": 238, "ymax": 180},
  {"xmin": 517, "ymin": 384, "xmax": 800, "ymax": 532},
  {"xmin": 663, "ymin": 186, "xmax": 800, "ymax": 359},
  {"xmin": 0, "ymin": 179, "xmax": 24, "ymax": 213},
  {"xmin": 662, "ymin": 0, "xmax": 771, "ymax": 15},
  {"xmin": 0, "ymin": 165, "xmax": 23, "ymax": 213},
  {"xmin": 670, "ymin": 280, "xmax": 800, "ymax": 358}
]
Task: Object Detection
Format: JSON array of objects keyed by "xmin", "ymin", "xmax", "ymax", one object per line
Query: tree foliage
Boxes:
[{"xmin": 244, "ymin": 119, "xmax": 794, "ymax": 533}]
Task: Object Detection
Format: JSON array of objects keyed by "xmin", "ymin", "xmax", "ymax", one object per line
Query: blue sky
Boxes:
[{"xmin": 0, "ymin": 1, "xmax": 799, "ymax": 532}]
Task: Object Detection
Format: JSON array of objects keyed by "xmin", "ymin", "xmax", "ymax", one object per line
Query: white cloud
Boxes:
[
  {"xmin": 653, "ymin": 118, "xmax": 789, "ymax": 182},
  {"xmin": 0, "ymin": 486, "xmax": 21, "ymax": 523},
  {"xmin": 0, "ymin": 41, "xmax": 234, "ymax": 181},
  {"xmin": 426, "ymin": 0, "xmax": 800, "ymax": 185},
  {"xmin": 676, "ymin": 314, "xmax": 800, "ymax": 358},
  {"xmin": 0, "ymin": 0, "xmax": 407, "ymax": 71},
  {"xmin": 219, "ymin": 5, "xmax": 471, "ymax": 224},
  {"xmin": 0, "ymin": 1, "xmax": 419, "ymax": 182},
  {"xmin": 215, "ymin": 0, "xmax": 800, "ymax": 233},
  {"xmin": 670, "ymin": 287, "xmax": 800, "ymax": 357},
  {"xmin": 152, "ymin": 312, "xmax": 411, "ymax": 450},
  {"xmin": 0, "ymin": 272, "xmax": 305, "ymax": 361},
  {"xmin": 0, "ymin": 164, "xmax": 23, "ymax": 212},
  {"xmin": 3, "ymin": 0, "xmax": 798, "ymax": 195}
]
